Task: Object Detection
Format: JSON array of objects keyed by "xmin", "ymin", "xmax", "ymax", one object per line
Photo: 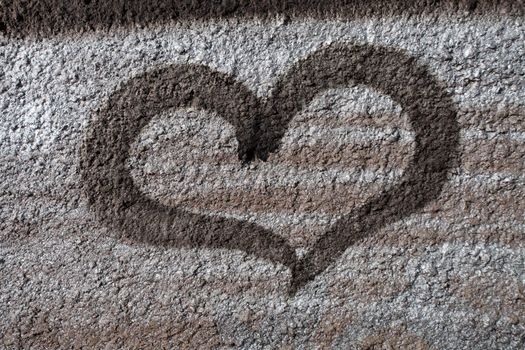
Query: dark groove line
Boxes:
[{"xmin": 1, "ymin": 0, "xmax": 523, "ymax": 37}]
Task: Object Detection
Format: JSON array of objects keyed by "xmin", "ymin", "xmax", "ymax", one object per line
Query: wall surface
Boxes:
[{"xmin": 1, "ymin": 1, "xmax": 524, "ymax": 349}]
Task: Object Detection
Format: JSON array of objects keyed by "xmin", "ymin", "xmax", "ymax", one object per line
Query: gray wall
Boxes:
[{"xmin": 1, "ymin": 3, "xmax": 524, "ymax": 349}]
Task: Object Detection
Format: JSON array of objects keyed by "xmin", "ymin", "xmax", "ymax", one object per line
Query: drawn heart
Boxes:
[{"xmin": 81, "ymin": 43, "xmax": 459, "ymax": 294}]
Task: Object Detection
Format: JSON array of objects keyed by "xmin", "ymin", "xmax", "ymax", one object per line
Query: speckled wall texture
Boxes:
[{"xmin": 0, "ymin": 1, "xmax": 524, "ymax": 349}]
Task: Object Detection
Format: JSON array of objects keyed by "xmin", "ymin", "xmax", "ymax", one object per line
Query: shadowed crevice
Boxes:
[{"xmin": 1, "ymin": 0, "xmax": 523, "ymax": 38}]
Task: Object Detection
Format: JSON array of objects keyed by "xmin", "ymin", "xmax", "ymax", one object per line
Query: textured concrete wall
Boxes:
[{"xmin": 1, "ymin": 2, "xmax": 524, "ymax": 349}]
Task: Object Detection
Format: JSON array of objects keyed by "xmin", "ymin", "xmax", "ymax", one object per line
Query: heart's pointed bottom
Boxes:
[
  {"xmin": 238, "ymin": 144, "xmax": 272, "ymax": 164},
  {"xmin": 238, "ymin": 146, "xmax": 256, "ymax": 164},
  {"xmin": 288, "ymin": 260, "xmax": 317, "ymax": 297}
]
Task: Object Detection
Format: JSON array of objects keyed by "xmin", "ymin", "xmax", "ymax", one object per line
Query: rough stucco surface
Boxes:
[{"xmin": 0, "ymin": 3, "xmax": 524, "ymax": 349}]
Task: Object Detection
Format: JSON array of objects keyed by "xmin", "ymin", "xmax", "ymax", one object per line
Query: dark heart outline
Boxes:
[{"xmin": 81, "ymin": 43, "xmax": 459, "ymax": 295}]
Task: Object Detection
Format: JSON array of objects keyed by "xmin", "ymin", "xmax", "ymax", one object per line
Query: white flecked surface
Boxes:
[{"xmin": 1, "ymin": 15, "xmax": 524, "ymax": 349}]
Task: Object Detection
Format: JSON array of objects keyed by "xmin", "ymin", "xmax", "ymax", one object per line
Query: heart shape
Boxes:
[{"xmin": 81, "ymin": 43, "xmax": 459, "ymax": 294}]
